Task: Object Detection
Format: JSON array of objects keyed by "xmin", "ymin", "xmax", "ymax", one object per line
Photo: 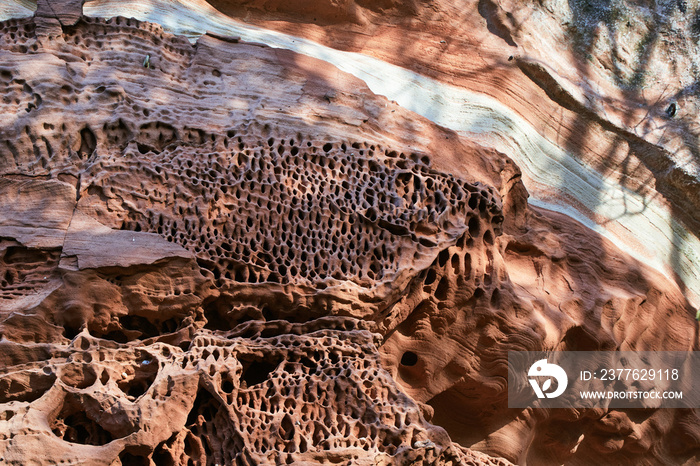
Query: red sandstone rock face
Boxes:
[
  {"xmin": 204, "ymin": 0, "xmax": 700, "ymax": 303},
  {"xmin": 0, "ymin": 1, "xmax": 699, "ymax": 465}
]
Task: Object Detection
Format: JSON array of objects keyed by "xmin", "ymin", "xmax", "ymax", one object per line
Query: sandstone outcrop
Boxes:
[{"xmin": 1, "ymin": 0, "xmax": 699, "ymax": 465}]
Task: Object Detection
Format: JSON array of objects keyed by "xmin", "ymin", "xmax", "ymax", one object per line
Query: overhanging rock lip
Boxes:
[{"xmin": 62, "ymin": 211, "xmax": 193, "ymax": 270}]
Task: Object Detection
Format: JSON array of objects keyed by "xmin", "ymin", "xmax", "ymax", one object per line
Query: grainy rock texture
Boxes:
[{"xmin": 0, "ymin": 0, "xmax": 699, "ymax": 465}]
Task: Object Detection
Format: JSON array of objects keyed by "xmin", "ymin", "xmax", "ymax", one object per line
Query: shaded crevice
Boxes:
[{"xmin": 78, "ymin": 126, "xmax": 96, "ymax": 158}]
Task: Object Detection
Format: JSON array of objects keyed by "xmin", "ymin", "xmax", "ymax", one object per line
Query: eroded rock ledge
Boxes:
[{"xmin": 0, "ymin": 2, "xmax": 699, "ymax": 465}]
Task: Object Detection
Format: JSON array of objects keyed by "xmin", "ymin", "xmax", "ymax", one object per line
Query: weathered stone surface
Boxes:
[
  {"xmin": 35, "ymin": 0, "xmax": 85, "ymax": 26},
  {"xmin": 0, "ymin": 1, "xmax": 698, "ymax": 465},
  {"xmin": 62, "ymin": 211, "xmax": 193, "ymax": 270},
  {"xmin": 0, "ymin": 178, "xmax": 76, "ymax": 248}
]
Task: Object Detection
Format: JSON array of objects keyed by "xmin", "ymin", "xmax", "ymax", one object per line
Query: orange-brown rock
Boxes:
[{"xmin": 0, "ymin": 1, "xmax": 699, "ymax": 465}]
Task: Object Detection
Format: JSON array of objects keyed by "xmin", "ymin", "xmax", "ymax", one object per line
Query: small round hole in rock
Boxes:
[{"xmin": 400, "ymin": 351, "xmax": 418, "ymax": 367}]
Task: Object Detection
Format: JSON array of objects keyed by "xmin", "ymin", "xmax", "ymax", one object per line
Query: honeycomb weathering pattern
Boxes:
[
  {"xmin": 0, "ymin": 326, "xmax": 511, "ymax": 465},
  {"xmin": 83, "ymin": 126, "xmax": 502, "ymax": 301},
  {"xmin": 0, "ymin": 4, "xmax": 512, "ymax": 465},
  {"xmin": 0, "ymin": 6, "xmax": 505, "ymax": 323},
  {"xmin": 1, "ymin": 1, "xmax": 699, "ymax": 465}
]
